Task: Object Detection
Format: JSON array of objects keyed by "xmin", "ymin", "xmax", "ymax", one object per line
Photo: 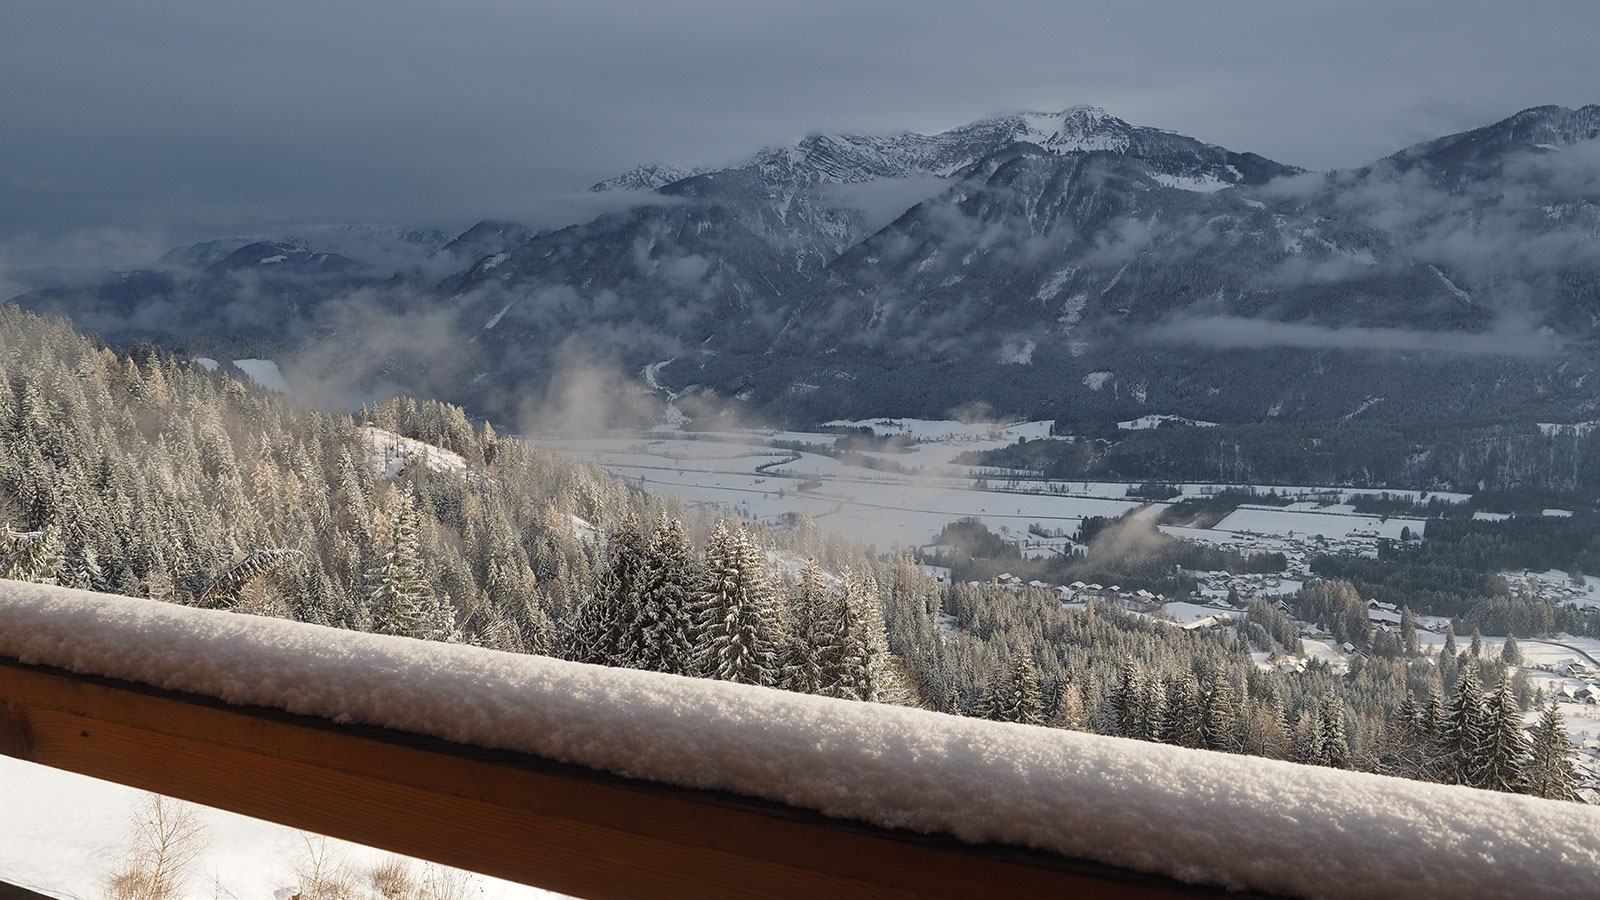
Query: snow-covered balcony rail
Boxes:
[{"xmin": 2, "ymin": 583, "xmax": 1598, "ymax": 900}]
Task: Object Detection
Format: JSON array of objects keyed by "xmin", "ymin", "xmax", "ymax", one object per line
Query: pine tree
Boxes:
[
  {"xmin": 987, "ymin": 650, "xmax": 1046, "ymax": 725},
  {"xmin": 831, "ymin": 572, "xmax": 892, "ymax": 702},
  {"xmin": 367, "ymin": 493, "xmax": 435, "ymax": 639},
  {"xmin": 200, "ymin": 548, "xmax": 301, "ymax": 609},
  {"xmin": 1198, "ymin": 669, "xmax": 1241, "ymax": 753},
  {"xmin": 1400, "ymin": 606, "xmax": 1419, "ymax": 656},
  {"xmin": 1475, "ymin": 673, "xmax": 1530, "ymax": 793},
  {"xmin": 782, "ymin": 559, "xmax": 832, "ymax": 694},
  {"xmin": 1440, "ymin": 665, "xmax": 1485, "ymax": 786},
  {"xmin": 578, "ymin": 518, "xmax": 651, "ymax": 666},
  {"xmin": 1525, "ymin": 703, "xmax": 1580, "ymax": 802},
  {"xmin": 696, "ymin": 524, "xmax": 783, "ymax": 686},
  {"xmin": 637, "ymin": 516, "xmax": 700, "ymax": 675},
  {"xmin": 1319, "ymin": 696, "xmax": 1351, "ymax": 769},
  {"xmin": 1294, "ymin": 708, "xmax": 1326, "ymax": 766},
  {"xmin": 1104, "ymin": 658, "xmax": 1147, "ymax": 739},
  {"xmin": 1158, "ymin": 673, "xmax": 1203, "ymax": 748},
  {"xmin": 1499, "ymin": 633, "xmax": 1522, "ymax": 666}
]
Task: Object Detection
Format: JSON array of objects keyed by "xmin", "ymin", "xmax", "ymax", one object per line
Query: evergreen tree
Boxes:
[
  {"xmin": 637, "ymin": 516, "xmax": 701, "ymax": 675},
  {"xmin": 1294, "ymin": 708, "xmax": 1327, "ymax": 766},
  {"xmin": 696, "ymin": 523, "xmax": 783, "ymax": 686},
  {"xmin": 1104, "ymin": 658, "xmax": 1147, "ymax": 739},
  {"xmin": 986, "ymin": 650, "xmax": 1046, "ymax": 725},
  {"xmin": 1158, "ymin": 673, "xmax": 1203, "ymax": 748},
  {"xmin": 1198, "ymin": 668, "xmax": 1241, "ymax": 753},
  {"xmin": 1400, "ymin": 607, "xmax": 1419, "ymax": 656},
  {"xmin": 830, "ymin": 572, "xmax": 892, "ymax": 702},
  {"xmin": 1319, "ymin": 696, "xmax": 1351, "ymax": 769},
  {"xmin": 1440, "ymin": 665, "xmax": 1485, "ymax": 785},
  {"xmin": 782, "ymin": 559, "xmax": 832, "ymax": 694},
  {"xmin": 1499, "ymin": 633, "xmax": 1522, "ymax": 666},
  {"xmin": 1525, "ymin": 703, "xmax": 1580, "ymax": 802},
  {"xmin": 1476, "ymin": 673, "xmax": 1530, "ymax": 794},
  {"xmin": 367, "ymin": 493, "xmax": 436, "ymax": 640}
]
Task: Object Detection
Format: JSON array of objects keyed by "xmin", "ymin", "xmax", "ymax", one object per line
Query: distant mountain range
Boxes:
[{"xmin": 10, "ymin": 103, "xmax": 1600, "ymax": 434}]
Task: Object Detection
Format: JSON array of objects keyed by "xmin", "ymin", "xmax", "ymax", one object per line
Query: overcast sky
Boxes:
[{"xmin": 3, "ymin": 0, "xmax": 1597, "ymax": 267}]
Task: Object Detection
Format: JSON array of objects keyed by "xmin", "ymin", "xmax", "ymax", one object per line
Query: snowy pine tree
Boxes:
[
  {"xmin": 987, "ymin": 650, "xmax": 1046, "ymax": 725},
  {"xmin": 637, "ymin": 516, "xmax": 701, "ymax": 676},
  {"xmin": 1476, "ymin": 673, "xmax": 1530, "ymax": 794},
  {"xmin": 781, "ymin": 558, "xmax": 832, "ymax": 694},
  {"xmin": 366, "ymin": 493, "xmax": 437, "ymax": 640},
  {"xmin": 696, "ymin": 523, "xmax": 783, "ymax": 686},
  {"xmin": 1525, "ymin": 703, "xmax": 1580, "ymax": 802},
  {"xmin": 1440, "ymin": 665, "xmax": 1485, "ymax": 786}
]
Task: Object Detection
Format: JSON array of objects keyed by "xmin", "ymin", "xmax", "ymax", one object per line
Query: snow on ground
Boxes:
[
  {"xmin": 817, "ymin": 417, "xmax": 1056, "ymax": 443},
  {"xmin": 1152, "ymin": 173, "xmax": 1232, "ymax": 192},
  {"xmin": 231, "ymin": 359, "xmax": 292, "ymax": 394},
  {"xmin": 1299, "ymin": 639, "xmax": 1351, "ymax": 672},
  {"xmin": 1544, "ymin": 508, "xmax": 1575, "ymax": 518},
  {"xmin": 1212, "ymin": 505, "xmax": 1421, "ymax": 541},
  {"xmin": 528, "ymin": 428, "xmax": 1451, "ymax": 558},
  {"xmin": 192, "ymin": 357, "xmax": 220, "ymax": 372},
  {"xmin": 1116, "ymin": 414, "xmax": 1218, "ymax": 430},
  {"xmin": 1154, "ymin": 602, "xmax": 1238, "ymax": 627},
  {"xmin": 4, "ymin": 583, "xmax": 1600, "ymax": 900},
  {"xmin": 0, "ymin": 756, "xmax": 562, "ymax": 900},
  {"xmin": 359, "ymin": 427, "xmax": 468, "ymax": 479}
]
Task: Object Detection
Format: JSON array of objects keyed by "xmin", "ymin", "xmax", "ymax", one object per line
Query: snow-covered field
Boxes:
[
  {"xmin": 526, "ymin": 421, "xmax": 1450, "ymax": 556},
  {"xmin": 0, "ymin": 756, "xmax": 561, "ymax": 900}
]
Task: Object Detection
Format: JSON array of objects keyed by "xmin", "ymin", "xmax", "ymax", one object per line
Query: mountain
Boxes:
[{"xmin": 7, "ymin": 104, "xmax": 1599, "ymax": 442}]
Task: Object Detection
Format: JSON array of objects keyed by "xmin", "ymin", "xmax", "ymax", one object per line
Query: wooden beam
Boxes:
[{"xmin": 0, "ymin": 659, "xmax": 1257, "ymax": 900}]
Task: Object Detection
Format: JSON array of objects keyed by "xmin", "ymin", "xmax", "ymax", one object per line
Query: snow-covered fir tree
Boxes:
[
  {"xmin": 696, "ymin": 523, "xmax": 783, "ymax": 686},
  {"xmin": 1525, "ymin": 703, "xmax": 1580, "ymax": 802},
  {"xmin": 1475, "ymin": 673, "xmax": 1531, "ymax": 793}
]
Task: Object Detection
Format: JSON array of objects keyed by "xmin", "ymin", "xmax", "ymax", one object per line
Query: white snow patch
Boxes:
[
  {"xmin": 1117, "ymin": 414, "xmax": 1218, "ymax": 430},
  {"xmin": 1152, "ymin": 173, "xmax": 1230, "ymax": 193},
  {"xmin": 1539, "ymin": 421, "xmax": 1600, "ymax": 437},
  {"xmin": 1429, "ymin": 265, "xmax": 1472, "ymax": 304},
  {"xmin": 481, "ymin": 251, "xmax": 511, "ymax": 271},
  {"xmin": 1082, "ymin": 371, "xmax": 1112, "ymax": 391},
  {"xmin": 2, "ymin": 584, "xmax": 1599, "ymax": 900},
  {"xmin": 359, "ymin": 426, "xmax": 468, "ymax": 479},
  {"xmin": 258, "ymin": 254, "xmax": 288, "ymax": 264},
  {"xmin": 1544, "ymin": 508, "xmax": 1575, "ymax": 518},
  {"xmin": 232, "ymin": 359, "xmax": 292, "ymax": 394},
  {"xmin": 484, "ymin": 298, "xmax": 517, "ymax": 330},
  {"xmin": 192, "ymin": 357, "xmax": 219, "ymax": 372},
  {"xmin": 1034, "ymin": 269, "xmax": 1075, "ymax": 302}
]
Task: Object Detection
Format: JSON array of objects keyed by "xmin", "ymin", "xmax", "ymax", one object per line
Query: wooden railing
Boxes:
[{"xmin": 0, "ymin": 656, "xmax": 1238, "ymax": 900}]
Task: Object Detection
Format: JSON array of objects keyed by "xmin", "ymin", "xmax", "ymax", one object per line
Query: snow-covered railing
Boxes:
[{"xmin": 2, "ymin": 583, "xmax": 1599, "ymax": 900}]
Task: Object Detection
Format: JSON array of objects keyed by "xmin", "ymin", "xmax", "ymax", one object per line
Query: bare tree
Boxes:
[
  {"xmin": 104, "ymin": 794, "xmax": 209, "ymax": 900},
  {"xmin": 292, "ymin": 834, "xmax": 357, "ymax": 900}
]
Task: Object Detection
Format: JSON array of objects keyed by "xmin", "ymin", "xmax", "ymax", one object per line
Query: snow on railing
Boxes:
[{"xmin": 2, "ymin": 581, "xmax": 1599, "ymax": 899}]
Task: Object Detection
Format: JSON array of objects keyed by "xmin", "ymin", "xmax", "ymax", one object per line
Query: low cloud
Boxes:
[{"xmin": 1144, "ymin": 314, "xmax": 1561, "ymax": 357}]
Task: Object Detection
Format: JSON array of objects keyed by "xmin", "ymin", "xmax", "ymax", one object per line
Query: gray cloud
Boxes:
[
  {"xmin": 3, "ymin": 0, "xmax": 1597, "ymax": 252},
  {"xmin": 1145, "ymin": 314, "xmax": 1561, "ymax": 357}
]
